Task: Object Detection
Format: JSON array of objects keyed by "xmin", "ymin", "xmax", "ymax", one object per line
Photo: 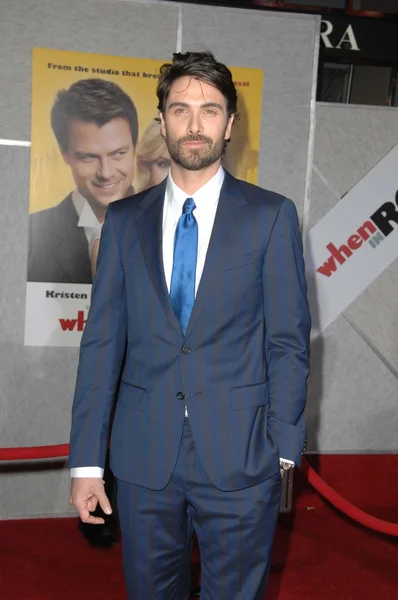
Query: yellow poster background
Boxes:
[{"xmin": 29, "ymin": 48, "xmax": 263, "ymax": 213}]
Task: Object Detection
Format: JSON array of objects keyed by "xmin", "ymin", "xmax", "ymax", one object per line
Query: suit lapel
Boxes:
[
  {"xmin": 135, "ymin": 173, "xmax": 247, "ymax": 338},
  {"xmin": 135, "ymin": 180, "xmax": 182, "ymax": 336},
  {"xmin": 185, "ymin": 172, "xmax": 247, "ymax": 337}
]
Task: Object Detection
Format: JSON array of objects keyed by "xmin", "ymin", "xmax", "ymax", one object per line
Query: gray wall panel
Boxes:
[
  {"xmin": 0, "ymin": 0, "xmax": 179, "ymax": 140},
  {"xmin": 0, "ymin": 149, "xmax": 78, "ymax": 447},
  {"xmin": 0, "ymin": 464, "xmax": 73, "ymax": 519},
  {"xmin": 344, "ymin": 260, "xmax": 398, "ymax": 376},
  {"xmin": 307, "ymin": 317, "xmax": 398, "ymax": 452},
  {"xmin": 313, "ymin": 103, "xmax": 398, "ymax": 198},
  {"xmin": 308, "ymin": 168, "xmax": 339, "ymax": 229},
  {"xmin": 181, "ymin": 5, "xmax": 319, "ymax": 215},
  {"xmin": 0, "ymin": 146, "xmax": 77, "ymax": 517},
  {"xmin": 307, "ymin": 103, "xmax": 398, "ymax": 453}
]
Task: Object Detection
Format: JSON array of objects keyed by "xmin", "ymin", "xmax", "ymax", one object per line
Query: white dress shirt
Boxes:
[
  {"xmin": 71, "ymin": 166, "xmax": 292, "ymax": 478},
  {"xmin": 162, "ymin": 165, "xmax": 224, "ymax": 294},
  {"xmin": 72, "ymin": 190, "xmax": 103, "ymax": 254}
]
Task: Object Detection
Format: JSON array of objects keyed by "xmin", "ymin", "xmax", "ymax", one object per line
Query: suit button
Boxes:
[
  {"xmin": 182, "ymin": 346, "xmax": 191, "ymax": 355},
  {"xmin": 176, "ymin": 392, "xmax": 185, "ymax": 400}
]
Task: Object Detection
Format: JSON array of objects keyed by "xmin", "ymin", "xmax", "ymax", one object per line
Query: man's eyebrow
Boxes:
[
  {"xmin": 74, "ymin": 151, "xmax": 98, "ymax": 158},
  {"xmin": 74, "ymin": 146, "xmax": 130, "ymax": 158},
  {"xmin": 108, "ymin": 145, "xmax": 130, "ymax": 154},
  {"xmin": 167, "ymin": 101, "xmax": 223, "ymax": 110},
  {"xmin": 202, "ymin": 102, "xmax": 223, "ymax": 110}
]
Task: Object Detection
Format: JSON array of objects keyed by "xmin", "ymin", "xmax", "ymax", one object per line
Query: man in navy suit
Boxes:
[{"xmin": 69, "ymin": 51, "xmax": 310, "ymax": 599}]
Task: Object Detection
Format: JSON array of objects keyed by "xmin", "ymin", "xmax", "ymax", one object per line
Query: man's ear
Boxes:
[
  {"xmin": 159, "ymin": 112, "xmax": 166, "ymax": 138},
  {"xmin": 224, "ymin": 113, "xmax": 235, "ymax": 141}
]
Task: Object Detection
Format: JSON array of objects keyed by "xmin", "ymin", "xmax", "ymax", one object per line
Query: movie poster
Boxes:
[{"xmin": 25, "ymin": 47, "xmax": 263, "ymax": 346}]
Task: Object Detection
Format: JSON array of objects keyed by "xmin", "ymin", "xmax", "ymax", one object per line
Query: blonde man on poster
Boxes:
[{"xmin": 28, "ymin": 78, "xmax": 138, "ymax": 284}]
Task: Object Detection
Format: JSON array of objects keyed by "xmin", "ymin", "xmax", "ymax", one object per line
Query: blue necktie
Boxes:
[{"xmin": 170, "ymin": 198, "xmax": 198, "ymax": 334}]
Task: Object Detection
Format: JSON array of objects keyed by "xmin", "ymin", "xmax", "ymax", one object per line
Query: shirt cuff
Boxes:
[
  {"xmin": 279, "ymin": 458, "xmax": 295, "ymax": 466},
  {"xmin": 70, "ymin": 467, "xmax": 104, "ymax": 478}
]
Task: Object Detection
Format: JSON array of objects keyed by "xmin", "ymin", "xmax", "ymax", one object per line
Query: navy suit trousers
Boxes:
[{"xmin": 117, "ymin": 419, "xmax": 282, "ymax": 600}]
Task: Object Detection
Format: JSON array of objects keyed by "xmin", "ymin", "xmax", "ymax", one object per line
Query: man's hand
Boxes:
[{"xmin": 69, "ymin": 477, "xmax": 112, "ymax": 525}]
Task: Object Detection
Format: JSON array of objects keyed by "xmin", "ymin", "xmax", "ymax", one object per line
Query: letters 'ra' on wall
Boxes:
[{"xmin": 0, "ymin": 0, "xmax": 318, "ymax": 517}]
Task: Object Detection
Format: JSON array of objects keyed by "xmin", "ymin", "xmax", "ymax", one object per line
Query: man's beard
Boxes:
[{"xmin": 164, "ymin": 132, "xmax": 226, "ymax": 171}]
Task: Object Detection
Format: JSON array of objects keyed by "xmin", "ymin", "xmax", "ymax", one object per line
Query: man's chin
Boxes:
[
  {"xmin": 177, "ymin": 156, "xmax": 216, "ymax": 171},
  {"xmin": 91, "ymin": 189, "xmax": 132, "ymax": 207},
  {"xmin": 92, "ymin": 196, "xmax": 117, "ymax": 209},
  {"xmin": 173, "ymin": 146, "xmax": 225, "ymax": 172}
]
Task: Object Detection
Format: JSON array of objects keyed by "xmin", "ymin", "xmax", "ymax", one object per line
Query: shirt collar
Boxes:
[
  {"xmin": 166, "ymin": 165, "xmax": 225, "ymax": 214},
  {"xmin": 72, "ymin": 190, "xmax": 101, "ymax": 228}
]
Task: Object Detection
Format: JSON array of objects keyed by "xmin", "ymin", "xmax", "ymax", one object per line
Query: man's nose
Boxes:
[
  {"xmin": 97, "ymin": 158, "xmax": 114, "ymax": 180},
  {"xmin": 188, "ymin": 112, "xmax": 202, "ymax": 135}
]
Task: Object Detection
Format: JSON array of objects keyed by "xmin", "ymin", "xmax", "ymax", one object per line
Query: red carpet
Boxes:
[
  {"xmin": 1, "ymin": 456, "xmax": 397, "ymax": 599},
  {"xmin": 1, "ymin": 508, "xmax": 397, "ymax": 599}
]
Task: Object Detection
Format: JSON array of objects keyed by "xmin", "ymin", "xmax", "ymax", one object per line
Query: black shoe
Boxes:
[
  {"xmin": 190, "ymin": 585, "xmax": 201, "ymax": 598},
  {"xmin": 78, "ymin": 515, "xmax": 118, "ymax": 548}
]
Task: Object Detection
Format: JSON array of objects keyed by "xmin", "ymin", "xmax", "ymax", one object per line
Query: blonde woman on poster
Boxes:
[
  {"xmin": 28, "ymin": 78, "xmax": 138, "ymax": 284},
  {"xmin": 135, "ymin": 118, "xmax": 171, "ymax": 190}
]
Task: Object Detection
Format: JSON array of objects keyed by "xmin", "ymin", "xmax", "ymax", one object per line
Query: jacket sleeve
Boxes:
[
  {"xmin": 69, "ymin": 205, "xmax": 127, "ymax": 469},
  {"xmin": 262, "ymin": 197, "xmax": 311, "ymax": 466}
]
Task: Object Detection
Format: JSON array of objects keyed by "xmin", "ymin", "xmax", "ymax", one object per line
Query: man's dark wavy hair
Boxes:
[
  {"xmin": 156, "ymin": 51, "xmax": 237, "ymax": 117},
  {"xmin": 51, "ymin": 78, "xmax": 139, "ymax": 153}
]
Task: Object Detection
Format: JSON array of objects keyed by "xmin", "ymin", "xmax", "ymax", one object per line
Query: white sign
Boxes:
[
  {"xmin": 24, "ymin": 282, "xmax": 91, "ymax": 347},
  {"xmin": 305, "ymin": 143, "xmax": 398, "ymax": 338}
]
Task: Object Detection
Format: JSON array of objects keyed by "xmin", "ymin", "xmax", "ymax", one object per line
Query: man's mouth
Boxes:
[
  {"xmin": 93, "ymin": 181, "xmax": 121, "ymax": 190},
  {"xmin": 180, "ymin": 136, "xmax": 212, "ymax": 148},
  {"xmin": 184, "ymin": 141, "xmax": 206, "ymax": 147}
]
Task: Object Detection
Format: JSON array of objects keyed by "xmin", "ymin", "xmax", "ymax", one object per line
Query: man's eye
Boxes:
[
  {"xmin": 204, "ymin": 109, "xmax": 217, "ymax": 115},
  {"xmin": 174, "ymin": 108, "xmax": 186, "ymax": 115}
]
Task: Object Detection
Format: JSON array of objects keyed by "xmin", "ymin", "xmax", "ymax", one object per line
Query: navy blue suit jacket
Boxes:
[{"xmin": 69, "ymin": 172, "xmax": 311, "ymax": 491}]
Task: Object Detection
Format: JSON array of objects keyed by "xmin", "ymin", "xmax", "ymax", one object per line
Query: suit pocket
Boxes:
[
  {"xmin": 119, "ymin": 380, "xmax": 147, "ymax": 411},
  {"xmin": 230, "ymin": 381, "xmax": 268, "ymax": 410},
  {"xmin": 222, "ymin": 249, "xmax": 263, "ymax": 271}
]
